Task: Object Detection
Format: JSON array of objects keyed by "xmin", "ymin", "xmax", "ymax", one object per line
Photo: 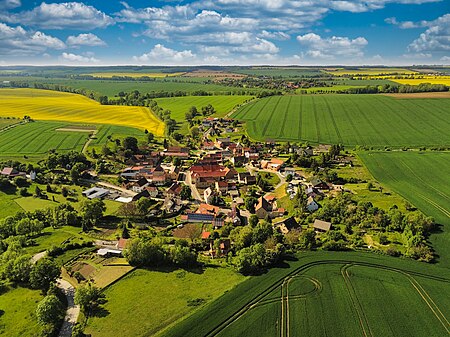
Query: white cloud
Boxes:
[
  {"xmin": 0, "ymin": 0, "xmax": 21, "ymax": 9},
  {"xmin": 297, "ymin": 33, "xmax": 368, "ymax": 59},
  {"xmin": 258, "ymin": 30, "xmax": 290, "ymax": 40},
  {"xmin": 60, "ymin": 52, "xmax": 99, "ymax": 63},
  {"xmin": 408, "ymin": 14, "xmax": 450, "ymax": 52},
  {"xmin": 133, "ymin": 44, "xmax": 196, "ymax": 63},
  {"xmin": 0, "ymin": 23, "xmax": 65, "ymax": 56},
  {"xmin": 1, "ymin": 2, "xmax": 114, "ymax": 30},
  {"xmin": 67, "ymin": 33, "xmax": 106, "ymax": 47}
]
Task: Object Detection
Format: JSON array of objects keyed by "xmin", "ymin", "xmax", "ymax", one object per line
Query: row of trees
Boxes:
[{"xmin": 336, "ymin": 83, "xmax": 448, "ymax": 94}]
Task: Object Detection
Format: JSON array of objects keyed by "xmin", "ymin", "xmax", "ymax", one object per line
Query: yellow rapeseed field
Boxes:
[
  {"xmin": 322, "ymin": 68, "xmax": 417, "ymax": 76},
  {"xmin": 88, "ymin": 72, "xmax": 185, "ymax": 78},
  {"xmin": 0, "ymin": 89, "xmax": 165, "ymax": 136},
  {"xmin": 390, "ymin": 76, "xmax": 450, "ymax": 86}
]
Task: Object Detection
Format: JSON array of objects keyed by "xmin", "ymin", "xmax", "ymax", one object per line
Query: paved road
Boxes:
[
  {"xmin": 31, "ymin": 251, "xmax": 47, "ymax": 263},
  {"xmin": 246, "ymin": 165, "xmax": 286, "ymax": 197},
  {"xmin": 57, "ymin": 279, "xmax": 80, "ymax": 337},
  {"xmin": 184, "ymin": 171, "xmax": 202, "ymax": 202}
]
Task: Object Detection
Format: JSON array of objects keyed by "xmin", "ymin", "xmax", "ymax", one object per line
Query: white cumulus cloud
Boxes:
[
  {"xmin": 67, "ymin": 33, "xmax": 106, "ymax": 47},
  {"xmin": 60, "ymin": 52, "xmax": 99, "ymax": 63},
  {"xmin": 297, "ymin": 33, "xmax": 368, "ymax": 59},
  {"xmin": 133, "ymin": 44, "xmax": 196, "ymax": 63},
  {"xmin": 1, "ymin": 2, "xmax": 114, "ymax": 30},
  {"xmin": 408, "ymin": 14, "xmax": 450, "ymax": 52}
]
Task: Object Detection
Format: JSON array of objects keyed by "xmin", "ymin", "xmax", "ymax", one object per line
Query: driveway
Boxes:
[
  {"xmin": 184, "ymin": 171, "xmax": 202, "ymax": 202},
  {"xmin": 57, "ymin": 279, "xmax": 80, "ymax": 337}
]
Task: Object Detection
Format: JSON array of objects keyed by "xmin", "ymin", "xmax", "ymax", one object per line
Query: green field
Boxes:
[
  {"xmin": 0, "ymin": 121, "xmax": 88, "ymax": 156},
  {"xmin": 155, "ymin": 95, "xmax": 254, "ymax": 120},
  {"xmin": 359, "ymin": 151, "xmax": 450, "ymax": 267},
  {"xmin": 85, "ymin": 267, "xmax": 245, "ymax": 337},
  {"xmin": 0, "ymin": 287, "xmax": 43, "ymax": 336},
  {"xmin": 233, "ymin": 95, "xmax": 450, "ymax": 147},
  {"xmin": 162, "ymin": 252, "xmax": 450, "ymax": 337},
  {"xmin": 233, "ymin": 67, "xmax": 323, "ymax": 78},
  {"xmin": 0, "ymin": 117, "xmax": 20, "ymax": 129}
]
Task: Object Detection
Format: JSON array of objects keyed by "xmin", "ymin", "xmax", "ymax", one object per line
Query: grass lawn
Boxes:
[
  {"xmin": 0, "ymin": 287, "xmax": 43, "ymax": 337},
  {"xmin": 85, "ymin": 267, "xmax": 246, "ymax": 337}
]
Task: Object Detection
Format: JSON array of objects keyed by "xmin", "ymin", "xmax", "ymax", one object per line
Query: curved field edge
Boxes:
[
  {"xmin": 231, "ymin": 95, "xmax": 450, "ymax": 147},
  {"xmin": 161, "ymin": 251, "xmax": 450, "ymax": 337},
  {"xmin": 0, "ymin": 88, "xmax": 165, "ymax": 136},
  {"xmin": 358, "ymin": 151, "xmax": 450, "ymax": 267}
]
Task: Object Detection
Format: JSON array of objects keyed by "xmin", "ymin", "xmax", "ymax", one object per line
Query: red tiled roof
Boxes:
[{"xmin": 201, "ymin": 231, "xmax": 211, "ymax": 239}]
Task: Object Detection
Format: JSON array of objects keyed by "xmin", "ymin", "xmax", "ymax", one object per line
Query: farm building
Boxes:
[
  {"xmin": 274, "ymin": 217, "xmax": 299, "ymax": 234},
  {"xmin": 97, "ymin": 248, "xmax": 122, "ymax": 257},
  {"xmin": 82, "ymin": 187, "xmax": 110, "ymax": 199},
  {"xmin": 0, "ymin": 167, "xmax": 26, "ymax": 179},
  {"xmin": 306, "ymin": 197, "xmax": 319, "ymax": 212},
  {"xmin": 313, "ymin": 219, "xmax": 332, "ymax": 232}
]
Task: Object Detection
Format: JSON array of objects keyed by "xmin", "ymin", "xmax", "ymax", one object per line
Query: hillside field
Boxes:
[
  {"xmin": 233, "ymin": 95, "xmax": 450, "ymax": 147},
  {"xmin": 155, "ymin": 95, "xmax": 254, "ymax": 120},
  {"xmin": 88, "ymin": 72, "xmax": 185, "ymax": 78},
  {"xmin": 162, "ymin": 252, "xmax": 450, "ymax": 337},
  {"xmin": 359, "ymin": 151, "xmax": 450, "ymax": 267},
  {"xmin": 0, "ymin": 121, "xmax": 88, "ymax": 156},
  {"xmin": 0, "ymin": 88, "xmax": 164, "ymax": 136}
]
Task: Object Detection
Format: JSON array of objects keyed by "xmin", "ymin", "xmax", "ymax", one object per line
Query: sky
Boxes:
[{"xmin": 0, "ymin": 0, "xmax": 448, "ymax": 66}]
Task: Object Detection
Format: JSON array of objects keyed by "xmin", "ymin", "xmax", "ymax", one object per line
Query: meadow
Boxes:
[
  {"xmin": 162, "ymin": 252, "xmax": 450, "ymax": 337},
  {"xmin": 359, "ymin": 151, "xmax": 450, "ymax": 267},
  {"xmin": 0, "ymin": 89, "xmax": 165, "ymax": 136},
  {"xmin": 84, "ymin": 267, "xmax": 246, "ymax": 337},
  {"xmin": 233, "ymin": 94, "xmax": 450, "ymax": 147},
  {"xmin": 155, "ymin": 95, "xmax": 254, "ymax": 120}
]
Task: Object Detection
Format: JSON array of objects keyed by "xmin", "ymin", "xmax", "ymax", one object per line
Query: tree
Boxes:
[
  {"xmin": 36, "ymin": 295, "xmax": 64, "ymax": 326},
  {"xmin": 249, "ymin": 215, "xmax": 259, "ymax": 227},
  {"xmin": 245, "ymin": 197, "xmax": 257, "ymax": 213},
  {"xmin": 123, "ymin": 136, "xmax": 138, "ymax": 153},
  {"xmin": 169, "ymin": 244, "xmax": 197, "ymax": 267},
  {"xmin": 180, "ymin": 185, "xmax": 192, "ymax": 200},
  {"xmin": 35, "ymin": 185, "xmax": 43, "ymax": 198},
  {"xmin": 147, "ymin": 132, "xmax": 154, "ymax": 143},
  {"xmin": 190, "ymin": 126, "xmax": 200, "ymax": 139},
  {"xmin": 233, "ymin": 243, "xmax": 267, "ymax": 275},
  {"xmin": 74, "ymin": 283, "xmax": 106, "ymax": 315},
  {"xmin": 120, "ymin": 221, "xmax": 130, "ymax": 239},
  {"xmin": 71, "ymin": 162, "xmax": 86, "ymax": 184},
  {"xmin": 30, "ymin": 258, "xmax": 60, "ymax": 291},
  {"xmin": 80, "ymin": 199, "xmax": 106, "ymax": 229},
  {"xmin": 136, "ymin": 198, "xmax": 153, "ymax": 216},
  {"xmin": 124, "ymin": 238, "xmax": 166, "ymax": 267}
]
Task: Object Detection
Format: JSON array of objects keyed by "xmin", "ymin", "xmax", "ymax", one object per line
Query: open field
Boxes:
[
  {"xmin": 84, "ymin": 267, "xmax": 246, "ymax": 337},
  {"xmin": 155, "ymin": 95, "xmax": 253, "ymax": 120},
  {"xmin": 233, "ymin": 67, "xmax": 323, "ymax": 77},
  {"xmin": 0, "ymin": 117, "xmax": 21, "ymax": 129},
  {"xmin": 233, "ymin": 95, "xmax": 450, "ymax": 147},
  {"xmin": 359, "ymin": 151, "xmax": 450, "ymax": 267},
  {"xmin": 383, "ymin": 92, "xmax": 450, "ymax": 99},
  {"xmin": 0, "ymin": 89, "xmax": 164, "ymax": 135},
  {"xmin": 162, "ymin": 252, "xmax": 450, "ymax": 337},
  {"xmin": 390, "ymin": 76, "xmax": 450, "ymax": 86},
  {"xmin": 0, "ymin": 287, "xmax": 43, "ymax": 336},
  {"xmin": 323, "ymin": 68, "xmax": 417, "ymax": 76},
  {"xmin": 88, "ymin": 72, "xmax": 186, "ymax": 78},
  {"xmin": 0, "ymin": 121, "xmax": 87, "ymax": 155}
]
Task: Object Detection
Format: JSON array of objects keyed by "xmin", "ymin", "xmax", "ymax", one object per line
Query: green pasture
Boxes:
[
  {"xmin": 359, "ymin": 151, "xmax": 450, "ymax": 267},
  {"xmin": 233, "ymin": 95, "xmax": 450, "ymax": 147},
  {"xmin": 84, "ymin": 267, "xmax": 246, "ymax": 337}
]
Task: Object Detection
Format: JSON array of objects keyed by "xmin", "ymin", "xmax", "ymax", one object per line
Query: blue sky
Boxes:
[{"xmin": 0, "ymin": 0, "xmax": 448, "ymax": 65}]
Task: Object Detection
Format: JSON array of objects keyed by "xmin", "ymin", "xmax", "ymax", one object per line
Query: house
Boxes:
[
  {"xmin": 284, "ymin": 167, "xmax": 296, "ymax": 177},
  {"xmin": 183, "ymin": 213, "xmax": 215, "ymax": 223},
  {"xmin": 210, "ymin": 239, "xmax": 231, "ymax": 256},
  {"xmin": 310, "ymin": 178, "xmax": 330, "ymax": 190},
  {"xmin": 202, "ymin": 141, "xmax": 216, "ymax": 150},
  {"xmin": 215, "ymin": 137, "xmax": 231, "ymax": 149},
  {"xmin": 305, "ymin": 186, "xmax": 321, "ymax": 198},
  {"xmin": 306, "ymin": 196, "xmax": 319, "ymax": 212},
  {"xmin": 313, "ymin": 219, "xmax": 332, "ymax": 232},
  {"xmin": 204, "ymin": 187, "xmax": 215, "ymax": 204},
  {"xmin": 255, "ymin": 196, "xmax": 271, "ymax": 219},
  {"xmin": 0, "ymin": 167, "xmax": 26, "ymax": 179},
  {"xmin": 162, "ymin": 197, "xmax": 183, "ymax": 213},
  {"xmin": 215, "ymin": 181, "xmax": 228, "ymax": 195},
  {"xmin": 97, "ymin": 248, "xmax": 122, "ymax": 257},
  {"xmin": 82, "ymin": 187, "xmax": 110, "ymax": 199},
  {"xmin": 161, "ymin": 146, "xmax": 190, "ymax": 159},
  {"xmin": 231, "ymin": 155, "xmax": 246, "ymax": 166},
  {"xmin": 274, "ymin": 217, "xmax": 299, "ymax": 234},
  {"xmin": 145, "ymin": 186, "xmax": 159, "ymax": 198},
  {"xmin": 197, "ymin": 203, "xmax": 220, "ymax": 217},
  {"xmin": 166, "ymin": 182, "xmax": 183, "ymax": 198},
  {"xmin": 151, "ymin": 171, "xmax": 168, "ymax": 186},
  {"xmin": 201, "ymin": 231, "xmax": 211, "ymax": 240},
  {"xmin": 130, "ymin": 177, "xmax": 149, "ymax": 193},
  {"xmin": 238, "ymin": 172, "xmax": 256, "ymax": 185},
  {"xmin": 261, "ymin": 158, "xmax": 284, "ymax": 171},
  {"xmin": 116, "ymin": 238, "xmax": 129, "ymax": 250}
]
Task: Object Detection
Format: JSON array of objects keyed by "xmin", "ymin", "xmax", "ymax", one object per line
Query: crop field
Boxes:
[
  {"xmin": 0, "ymin": 117, "xmax": 21, "ymax": 129},
  {"xmin": 323, "ymin": 68, "xmax": 417, "ymax": 76},
  {"xmin": 233, "ymin": 95, "xmax": 450, "ymax": 147},
  {"xmin": 359, "ymin": 151, "xmax": 450, "ymax": 267},
  {"xmin": 88, "ymin": 72, "xmax": 186, "ymax": 78},
  {"xmin": 390, "ymin": 76, "xmax": 450, "ymax": 86},
  {"xmin": 0, "ymin": 88, "xmax": 164, "ymax": 135},
  {"xmin": 155, "ymin": 95, "xmax": 254, "ymax": 120},
  {"xmin": 233, "ymin": 67, "xmax": 323, "ymax": 77},
  {"xmin": 163, "ymin": 252, "xmax": 450, "ymax": 337},
  {"xmin": 0, "ymin": 121, "xmax": 87, "ymax": 155}
]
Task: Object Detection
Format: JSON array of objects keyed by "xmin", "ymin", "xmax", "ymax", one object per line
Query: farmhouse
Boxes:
[
  {"xmin": 261, "ymin": 158, "xmax": 284, "ymax": 171},
  {"xmin": 306, "ymin": 197, "xmax": 319, "ymax": 212},
  {"xmin": 166, "ymin": 182, "xmax": 183, "ymax": 198},
  {"xmin": 274, "ymin": 217, "xmax": 299, "ymax": 234},
  {"xmin": 0, "ymin": 167, "xmax": 26, "ymax": 179},
  {"xmin": 313, "ymin": 219, "xmax": 332, "ymax": 233}
]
